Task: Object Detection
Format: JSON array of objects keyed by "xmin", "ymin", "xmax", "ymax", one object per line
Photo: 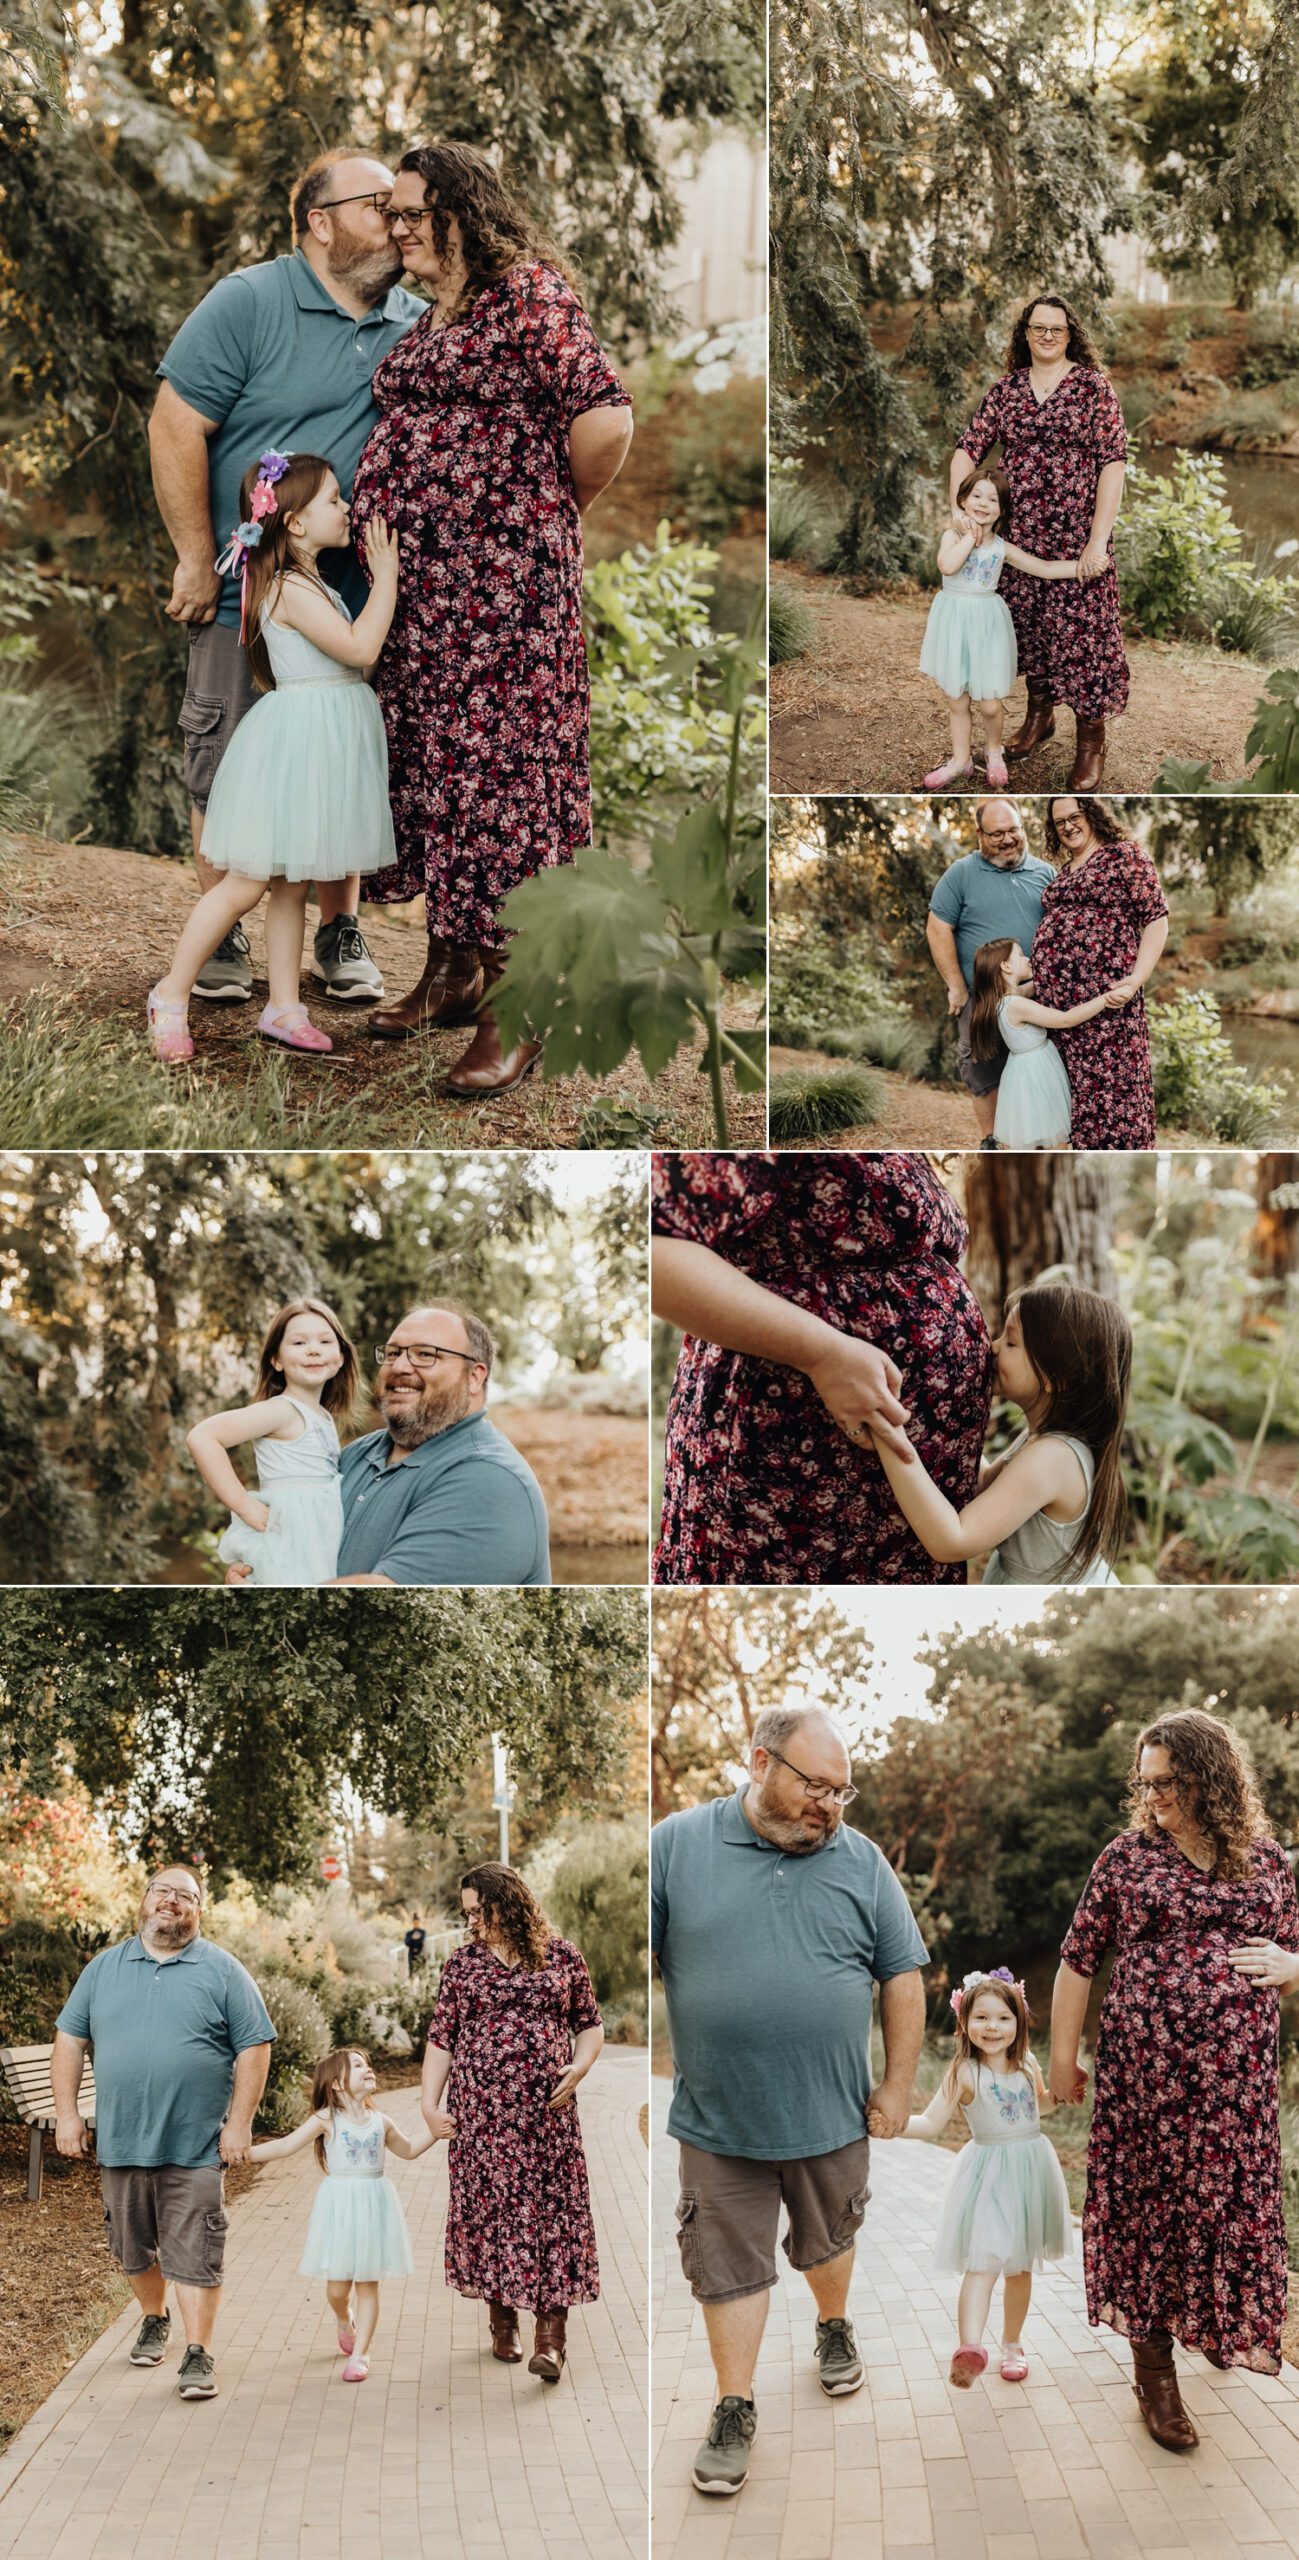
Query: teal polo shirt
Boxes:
[
  {"xmin": 338, "ymin": 1410, "xmax": 551, "ymax": 1585},
  {"xmin": 651, "ymin": 1790, "xmax": 928, "ymax": 2161},
  {"xmin": 928, "ymin": 850, "xmax": 1054, "ymax": 993},
  {"xmin": 56, "ymin": 1936, "xmax": 276, "ymax": 2169},
  {"xmin": 157, "ymin": 250, "xmax": 425, "ymax": 626}
]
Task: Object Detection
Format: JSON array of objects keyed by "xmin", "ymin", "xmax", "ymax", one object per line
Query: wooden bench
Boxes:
[{"xmin": 1, "ymin": 2044, "xmax": 97, "ymax": 2201}]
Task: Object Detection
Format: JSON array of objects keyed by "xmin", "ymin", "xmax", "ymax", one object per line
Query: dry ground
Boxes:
[
  {"xmin": 493, "ymin": 1403, "xmax": 648, "ymax": 1565},
  {"xmin": 768, "ymin": 1045, "xmax": 1203, "ymax": 1151}
]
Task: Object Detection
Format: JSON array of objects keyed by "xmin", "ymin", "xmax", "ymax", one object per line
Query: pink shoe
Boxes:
[
  {"xmin": 342, "ymin": 2355, "xmax": 369, "ymax": 2383},
  {"xmin": 922, "ymin": 760, "xmax": 974, "ymax": 793},
  {"xmin": 337, "ymin": 2324, "xmax": 356, "ymax": 2356},
  {"xmin": 985, "ymin": 751, "xmax": 1010, "ymax": 787},
  {"xmin": 258, "ymin": 1005, "xmax": 333, "ymax": 1054},
  {"xmin": 146, "ymin": 986, "xmax": 194, "ymax": 1064},
  {"xmin": 1000, "ymin": 2346, "xmax": 1029, "ymax": 2382},
  {"xmin": 949, "ymin": 2346, "xmax": 988, "ymax": 2389}
]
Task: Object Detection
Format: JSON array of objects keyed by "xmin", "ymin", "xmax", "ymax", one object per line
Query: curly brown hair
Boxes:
[
  {"xmin": 461, "ymin": 1861, "xmax": 555, "ymax": 1970},
  {"xmin": 1003, "ymin": 293, "xmax": 1105, "ymax": 376},
  {"xmin": 1127, "ymin": 1709, "xmax": 1270, "ymax": 1881},
  {"xmin": 395, "ymin": 142, "xmax": 580, "ymax": 320},
  {"xmin": 1042, "ymin": 797, "xmax": 1128, "ymax": 861}
]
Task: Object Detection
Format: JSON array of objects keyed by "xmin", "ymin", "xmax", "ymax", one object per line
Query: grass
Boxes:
[
  {"xmin": 769, "ymin": 1063, "xmax": 880, "ymax": 1140},
  {"xmin": 769, "ymin": 583, "xmax": 816, "ymax": 666},
  {"xmin": 1199, "ymin": 384, "xmax": 1299, "ymax": 445}
]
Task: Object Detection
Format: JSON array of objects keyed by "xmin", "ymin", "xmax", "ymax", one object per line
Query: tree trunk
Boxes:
[
  {"xmin": 1251, "ymin": 1154, "xmax": 1299, "ymax": 1303},
  {"xmin": 961, "ymin": 1156, "xmax": 1120, "ymax": 1325}
]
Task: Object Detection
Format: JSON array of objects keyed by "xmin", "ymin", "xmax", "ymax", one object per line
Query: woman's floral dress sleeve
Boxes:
[
  {"xmin": 1119, "ymin": 841, "xmax": 1169, "ymax": 931},
  {"xmin": 562, "ymin": 1942, "xmax": 603, "ymax": 2034},
  {"xmin": 429, "ymin": 1953, "xmax": 463, "ymax": 2050},
  {"xmin": 1061, "ymin": 1836, "xmax": 1124, "ymax": 1975},
  {"xmin": 961, "ymin": 379, "xmax": 1006, "ymax": 467},
  {"xmin": 1091, "ymin": 374, "xmax": 1129, "ymax": 467},
  {"xmin": 515, "ymin": 265, "xmax": 632, "ymax": 426},
  {"xmin": 651, "ymin": 1151, "xmax": 785, "ymax": 1252}
]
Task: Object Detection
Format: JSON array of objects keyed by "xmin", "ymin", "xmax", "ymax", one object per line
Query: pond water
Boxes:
[
  {"xmin": 1221, "ymin": 1013, "xmax": 1299, "ymax": 1086},
  {"xmin": 1154, "ymin": 446, "xmax": 1299, "ymax": 573}
]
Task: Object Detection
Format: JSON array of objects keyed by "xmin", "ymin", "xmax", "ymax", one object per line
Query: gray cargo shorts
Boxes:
[
  {"xmin": 180, "ymin": 621, "xmax": 257, "ymax": 812},
  {"xmin": 675, "ymin": 2135, "xmax": 871, "ymax": 2302},
  {"xmin": 100, "ymin": 2162, "xmax": 229, "ymax": 2288},
  {"xmin": 956, "ymin": 995, "xmax": 1006, "ymax": 1099}
]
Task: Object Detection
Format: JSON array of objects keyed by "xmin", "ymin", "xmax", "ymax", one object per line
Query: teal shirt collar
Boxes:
[
  {"xmin": 289, "ymin": 246, "xmax": 420, "ymax": 328},
  {"xmin": 124, "ymin": 1933, "xmax": 204, "ymax": 1964},
  {"xmin": 354, "ymin": 1407, "xmax": 492, "ymax": 1476}
]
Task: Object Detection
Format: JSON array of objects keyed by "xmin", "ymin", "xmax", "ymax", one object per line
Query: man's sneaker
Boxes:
[
  {"xmin": 194, "ymin": 923, "xmax": 252, "ymax": 1002},
  {"xmin": 815, "ymin": 2316, "xmax": 865, "ymax": 2396},
  {"xmin": 691, "ymin": 2396, "xmax": 756, "ymax": 2496},
  {"xmin": 176, "ymin": 2344, "xmax": 218, "ymax": 2399},
  {"xmin": 311, "ymin": 915, "xmax": 384, "ymax": 1002},
  {"xmin": 128, "ymin": 2312, "xmax": 171, "ymax": 2366}
]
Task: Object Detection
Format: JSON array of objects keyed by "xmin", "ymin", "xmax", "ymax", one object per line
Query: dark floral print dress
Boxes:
[
  {"xmin": 1028, "ymin": 839, "xmax": 1169, "ymax": 1149},
  {"xmin": 430, "ymin": 1936, "xmax": 602, "ymax": 2311},
  {"xmin": 350, "ymin": 265, "xmax": 631, "ymax": 946},
  {"xmin": 1061, "ymin": 1828, "xmax": 1299, "ymax": 2371},
  {"xmin": 961, "ymin": 368, "xmax": 1130, "ymax": 716},
  {"xmin": 652, "ymin": 1152, "xmax": 993, "ymax": 1586}
]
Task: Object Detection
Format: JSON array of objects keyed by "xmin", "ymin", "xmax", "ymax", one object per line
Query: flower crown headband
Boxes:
[
  {"xmin": 214, "ymin": 450, "xmax": 294, "ymax": 638},
  {"xmin": 950, "ymin": 1964, "xmax": 1026, "ymax": 2022}
]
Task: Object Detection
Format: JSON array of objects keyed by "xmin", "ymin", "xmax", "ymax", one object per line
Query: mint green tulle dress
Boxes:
[
  {"xmin": 217, "ymin": 1392, "xmax": 343, "ymax": 1587},
  {"xmin": 933, "ymin": 2064, "xmax": 1071, "ymax": 2276},
  {"xmin": 919, "ymin": 535, "xmax": 1018, "ymax": 701},
  {"xmin": 298, "ymin": 2113, "xmax": 416, "ymax": 2282},
  {"xmin": 992, "ymin": 997, "xmax": 1075, "ymax": 1150},
  {"xmin": 199, "ymin": 590, "xmax": 397, "ymax": 882}
]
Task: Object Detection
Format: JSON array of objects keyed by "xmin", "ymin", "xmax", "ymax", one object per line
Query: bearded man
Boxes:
[{"xmin": 148, "ymin": 149, "xmax": 425, "ymax": 1003}]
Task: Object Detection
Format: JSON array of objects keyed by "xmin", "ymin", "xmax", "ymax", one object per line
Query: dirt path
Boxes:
[
  {"xmin": 769, "ymin": 1046, "xmax": 1202, "ymax": 1150},
  {"xmin": 1, "ymin": 836, "xmax": 763, "ymax": 1150},
  {"xmin": 771, "ymin": 565, "xmax": 1268, "ymax": 795}
]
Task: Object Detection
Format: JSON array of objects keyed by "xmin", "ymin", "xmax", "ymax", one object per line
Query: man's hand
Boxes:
[
  {"xmin": 1048, "ymin": 2057, "xmax": 1088, "ymax": 2106},
  {"xmin": 165, "ymin": 554, "xmax": 221, "ymax": 625},
  {"xmin": 866, "ymin": 2079, "xmax": 910, "ymax": 2139},
  {"xmin": 946, "ymin": 981, "xmax": 968, "ymax": 1018},
  {"xmin": 55, "ymin": 2111, "xmax": 91, "ymax": 2159},
  {"xmin": 220, "ymin": 2116, "xmax": 254, "ymax": 2167}
]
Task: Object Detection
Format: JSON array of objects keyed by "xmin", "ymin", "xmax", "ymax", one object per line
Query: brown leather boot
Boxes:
[
  {"xmin": 367, "ymin": 936, "xmax": 484, "ymax": 1040},
  {"xmin": 1132, "ymin": 2333, "xmax": 1198, "ymax": 2451},
  {"xmin": 528, "ymin": 2311, "xmax": 567, "ymax": 2383},
  {"xmin": 443, "ymin": 951, "xmax": 543, "ymax": 1098},
  {"xmin": 488, "ymin": 2301, "xmax": 523, "ymax": 2363},
  {"xmin": 1004, "ymin": 681, "xmax": 1056, "ymax": 761},
  {"xmin": 1068, "ymin": 717, "xmax": 1107, "ymax": 790}
]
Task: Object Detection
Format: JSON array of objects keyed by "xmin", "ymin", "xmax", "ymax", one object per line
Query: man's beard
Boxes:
[
  {"xmin": 381, "ymin": 1376, "xmax": 475, "ymax": 1448},
  {"xmin": 326, "ymin": 229, "xmax": 404, "ymax": 301},
  {"xmin": 141, "ymin": 1915, "xmax": 194, "ymax": 1951},
  {"xmin": 747, "ymin": 1793, "xmax": 837, "ymax": 1855}
]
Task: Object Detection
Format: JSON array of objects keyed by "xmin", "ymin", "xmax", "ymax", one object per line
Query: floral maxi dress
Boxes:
[
  {"xmin": 1027, "ymin": 838, "xmax": 1169, "ymax": 1149},
  {"xmin": 652, "ymin": 1152, "xmax": 993, "ymax": 1585},
  {"xmin": 961, "ymin": 367, "xmax": 1130, "ymax": 717},
  {"xmin": 430, "ymin": 1936, "xmax": 602, "ymax": 2312},
  {"xmin": 1061, "ymin": 1828, "xmax": 1299, "ymax": 2371},
  {"xmin": 349, "ymin": 264, "xmax": 632, "ymax": 946}
]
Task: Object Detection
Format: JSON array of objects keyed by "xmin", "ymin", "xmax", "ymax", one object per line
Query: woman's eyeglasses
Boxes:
[
  {"xmin": 1141, "ymin": 1776, "xmax": 1179, "ymax": 1799},
  {"xmin": 381, "ymin": 204, "xmax": 437, "ymax": 235}
]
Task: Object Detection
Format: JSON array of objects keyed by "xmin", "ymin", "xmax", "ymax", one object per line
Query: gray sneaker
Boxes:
[
  {"xmin": 311, "ymin": 915, "xmax": 384, "ymax": 1002},
  {"xmin": 129, "ymin": 2312, "xmax": 171, "ymax": 2366},
  {"xmin": 194, "ymin": 923, "xmax": 252, "ymax": 1002},
  {"xmin": 177, "ymin": 2344, "xmax": 218, "ymax": 2399},
  {"xmin": 815, "ymin": 2316, "xmax": 864, "ymax": 2396},
  {"xmin": 691, "ymin": 2396, "xmax": 756, "ymax": 2496}
]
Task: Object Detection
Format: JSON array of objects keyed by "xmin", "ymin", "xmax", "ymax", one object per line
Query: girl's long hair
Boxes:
[
  {"xmin": 968, "ymin": 936, "xmax": 1016, "ymax": 1061},
  {"xmin": 254, "ymin": 1297, "xmax": 359, "ymax": 1424},
  {"xmin": 1003, "ymin": 293, "xmax": 1104, "ymax": 375},
  {"xmin": 955, "ymin": 463, "xmax": 1013, "ymax": 544},
  {"xmin": 461, "ymin": 1861, "xmax": 555, "ymax": 1971},
  {"xmin": 1008, "ymin": 1283, "xmax": 1132, "ymax": 1577},
  {"xmin": 311, "ymin": 2048, "xmax": 374, "ymax": 2170},
  {"xmin": 1043, "ymin": 797, "xmax": 1126, "ymax": 861},
  {"xmin": 1126, "ymin": 1708, "xmax": 1270, "ymax": 1882},
  {"xmin": 395, "ymin": 141, "xmax": 580, "ymax": 319},
  {"xmin": 944, "ymin": 1974, "xmax": 1032, "ymax": 2096},
  {"xmin": 237, "ymin": 452, "xmax": 335, "ymax": 694}
]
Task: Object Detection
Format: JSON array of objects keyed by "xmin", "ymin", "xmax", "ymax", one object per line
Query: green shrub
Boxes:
[
  {"xmin": 0, "ymin": 644, "xmax": 103, "ymax": 840},
  {"xmin": 0, "ymin": 1920, "xmax": 107, "ymax": 2062},
  {"xmin": 1240, "ymin": 312, "xmax": 1299, "ymax": 389},
  {"xmin": 769, "ymin": 583, "xmax": 815, "ymax": 664},
  {"xmin": 669, "ymin": 376, "xmax": 765, "ymax": 537},
  {"xmin": 1149, "ymin": 989, "xmax": 1283, "ymax": 1140},
  {"xmin": 1199, "ymin": 385, "xmax": 1299, "ymax": 444},
  {"xmin": 1206, "ymin": 551, "xmax": 1298, "ymax": 661},
  {"xmin": 769, "ymin": 473, "xmax": 825, "ymax": 562},
  {"xmin": 769, "ymin": 1065, "xmax": 880, "ymax": 1139},
  {"xmin": 257, "ymin": 1971, "xmax": 332, "ymax": 2131},
  {"xmin": 1114, "ymin": 452, "xmax": 1244, "ymax": 640},
  {"xmin": 542, "ymin": 1820, "xmax": 647, "ymax": 2008},
  {"xmin": 602, "ymin": 2002, "xmax": 648, "ymax": 2044},
  {"xmin": 585, "ymin": 526, "xmax": 743, "ymax": 839},
  {"xmin": 847, "ymin": 1016, "xmax": 931, "ymax": 1074}
]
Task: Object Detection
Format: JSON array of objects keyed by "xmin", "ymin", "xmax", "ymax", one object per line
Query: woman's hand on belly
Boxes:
[
  {"xmin": 805, "ymin": 1334, "xmax": 914, "ymax": 1462},
  {"xmin": 1227, "ymin": 1939, "xmax": 1299, "ymax": 1992}
]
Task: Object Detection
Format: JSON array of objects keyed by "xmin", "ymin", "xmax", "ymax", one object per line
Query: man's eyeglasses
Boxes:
[
  {"xmin": 764, "ymin": 1747, "xmax": 858, "ymax": 1808},
  {"xmin": 316, "ymin": 190, "xmax": 393, "ymax": 218},
  {"xmin": 381, "ymin": 204, "xmax": 437, "ymax": 235},
  {"xmin": 148, "ymin": 1883, "xmax": 200, "ymax": 1906},
  {"xmin": 979, "ymin": 828, "xmax": 1021, "ymax": 845},
  {"xmin": 373, "ymin": 1342, "xmax": 480, "ymax": 1370}
]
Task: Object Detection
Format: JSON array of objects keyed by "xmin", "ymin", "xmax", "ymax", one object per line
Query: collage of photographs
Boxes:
[{"xmin": 4, "ymin": 1, "xmax": 1299, "ymax": 2558}]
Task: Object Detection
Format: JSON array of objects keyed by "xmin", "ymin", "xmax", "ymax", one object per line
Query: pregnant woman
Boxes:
[
  {"xmin": 1050, "ymin": 1710, "xmax": 1299, "ymax": 2451},
  {"xmin": 651, "ymin": 1152, "xmax": 993, "ymax": 1585},
  {"xmin": 1029, "ymin": 797, "xmax": 1169, "ymax": 1149},
  {"xmin": 350, "ymin": 142, "xmax": 634, "ymax": 1094},
  {"xmin": 951, "ymin": 294, "xmax": 1129, "ymax": 790}
]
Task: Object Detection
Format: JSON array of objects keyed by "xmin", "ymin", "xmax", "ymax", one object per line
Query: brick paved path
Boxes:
[
  {"xmin": 652, "ymin": 2083, "xmax": 1299, "ymax": 2560},
  {"xmin": 0, "ymin": 2057, "xmax": 647, "ymax": 2560}
]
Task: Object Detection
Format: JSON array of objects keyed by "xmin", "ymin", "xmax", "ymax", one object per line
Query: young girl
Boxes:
[
  {"xmin": 889, "ymin": 1970, "xmax": 1070, "ymax": 2388},
  {"xmin": 969, "ymin": 936, "xmax": 1125, "ymax": 1151},
  {"xmin": 920, "ymin": 468, "xmax": 1080, "ymax": 792},
  {"xmin": 250, "ymin": 2049, "xmax": 438, "ymax": 2382},
  {"xmin": 147, "ymin": 450, "xmax": 399, "ymax": 1063},
  {"xmin": 869, "ymin": 1282, "xmax": 1131, "ymax": 1585},
  {"xmin": 185, "ymin": 1298, "xmax": 357, "ymax": 1585}
]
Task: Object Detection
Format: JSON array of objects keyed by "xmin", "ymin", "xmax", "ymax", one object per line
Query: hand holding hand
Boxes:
[
  {"xmin": 424, "ymin": 2107, "xmax": 456, "ymax": 2142},
  {"xmin": 220, "ymin": 2117, "xmax": 253, "ymax": 2167},
  {"xmin": 1104, "ymin": 977, "xmax": 1140, "ymax": 1008},
  {"xmin": 364, "ymin": 518, "xmax": 400, "ymax": 583},
  {"xmin": 166, "ymin": 555, "xmax": 221, "ymax": 625},
  {"xmin": 1048, "ymin": 2057, "xmax": 1088, "ymax": 2107},
  {"xmin": 1078, "ymin": 540, "xmax": 1109, "ymax": 582},
  {"xmin": 55, "ymin": 2112, "xmax": 91, "ymax": 2160},
  {"xmin": 951, "ymin": 509, "xmax": 976, "ymax": 538},
  {"xmin": 806, "ymin": 1335, "xmax": 913, "ymax": 1463},
  {"xmin": 1228, "ymin": 1938, "xmax": 1299, "ymax": 1990},
  {"xmin": 549, "ymin": 2065, "xmax": 584, "ymax": 2109},
  {"xmin": 866, "ymin": 2079, "xmax": 910, "ymax": 2139}
]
